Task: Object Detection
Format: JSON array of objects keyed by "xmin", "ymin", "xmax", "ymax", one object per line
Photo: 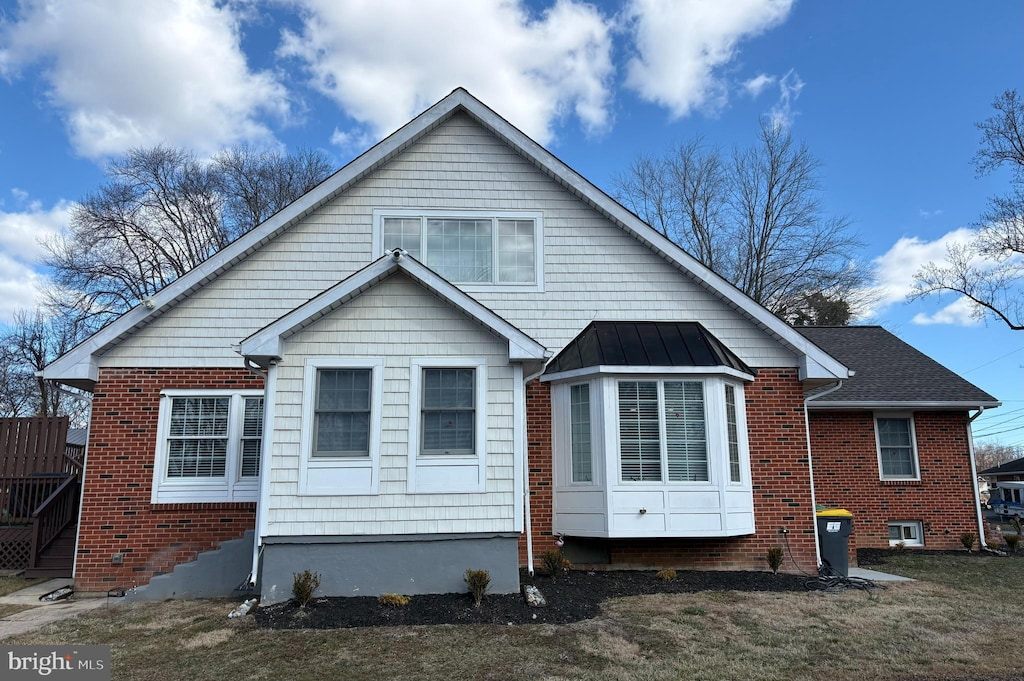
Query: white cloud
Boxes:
[
  {"xmin": 870, "ymin": 228, "xmax": 976, "ymax": 311},
  {"xmin": 0, "ymin": 199, "xmax": 71, "ymax": 323},
  {"xmin": 0, "ymin": 0, "xmax": 289, "ymax": 159},
  {"xmin": 766, "ymin": 68, "xmax": 804, "ymax": 129},
  {"xmin": 278, "ymin": 0, "xmax": 614, "ymax": 146},
  {"xmin": 911, "ymin": 297, "xmax": 982, "ymax": 327},
  {"xmin": 918, "ymin": 208, "xmax": 943, "ymax": 219},
  {"xmin": 623, "ymin": 0, "xmax": 794, "ymax": 118},
  {"xmin": 743, "ymin": 73, "xmax": 776, "ymax": 98}
]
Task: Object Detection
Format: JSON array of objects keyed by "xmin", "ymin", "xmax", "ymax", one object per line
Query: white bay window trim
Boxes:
[
  {"xmin": 151, "ymin": 389, "xmax": 264, "ymax": 504},
  {"xmin": 299, "ymin": 358, "xmax": 383, "ymax": 496},
  {"xmin": 407, "ymin": 357, "xmax": 488, "ymax": 494},
  {"xmin": 372, "ymin": 209, "xmax": 544, "ymax": 292}
]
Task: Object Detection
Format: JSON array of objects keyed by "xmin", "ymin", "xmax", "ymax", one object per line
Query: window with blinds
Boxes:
[{"xmin": 618, "ymin": 380, "xmax": 709, "ymax": 483}]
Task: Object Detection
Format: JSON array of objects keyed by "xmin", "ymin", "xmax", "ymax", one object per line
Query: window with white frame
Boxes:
[
  {"xmin": 378, "ymin": 212, "xmax": 542, "ymax": 286},
  {"xmin": 152, "ymin": 390, "xmax": 263, "ymax": 503},
  {"xmin": 570, "ymin": 383, "xmax": 593, "ymax": 483},
  {"xmin": 888, "ymin": 521, "xmax": 923, "ymax": 547},
  {"xmin": 875, "ymin": 414, "xmax": 919, "ymax": 480},
  {"xmin": 313, "ymin": 368, "xmax": 372, "ymax": 458},
  {"xmin": 725, "ymin": 384, "xmax": 742, "ymax": 483},
  {"xmin": 618, "ymin": 380, "xmax": 709, "ymax": 483},
  {"xmin": 421, "ymin": 368, "xmax": 476, "ymax": 456}
]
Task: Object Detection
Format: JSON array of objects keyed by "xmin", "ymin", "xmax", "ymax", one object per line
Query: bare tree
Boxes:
[
  {"xmin": 0, "ymin": 308, "xmax": 89, "ymax": 420},
  {"xmin": 612, "ymin": 119, "xmax": 865, "ymax": 318},
  {"xmin": 911, "ymin": 90, "xmax": 1024, "ymax": 330},
  {"xmin": 43, "ymin": 145, "xmax": 334, "ymax": 330},
  {"xmin": 975, "ymin": 442, "xmax": 1023, "ymax": 472}
]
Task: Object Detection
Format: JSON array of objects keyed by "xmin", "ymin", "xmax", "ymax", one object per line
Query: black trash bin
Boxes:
[{"xmin": 816, "ymin": 508, "xmax": 853, "ymax": 577}]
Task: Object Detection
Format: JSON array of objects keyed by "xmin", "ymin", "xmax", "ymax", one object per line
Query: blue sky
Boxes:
[{"xmin": 0, "ymin": 0, "xmax": 1021, "ymax": 445}]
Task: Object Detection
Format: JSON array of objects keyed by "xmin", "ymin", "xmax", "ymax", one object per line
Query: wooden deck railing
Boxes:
[
  {"xmin": 27, "ymin": 475, "xmax": 79, "ymax": 569},
  {"xmin": 0, "ymin": 475, "xmax": 67, "ymax": 524},
  {"xmin": 0, "ymin": 417, "xmax": 71, "ymax": 476}
]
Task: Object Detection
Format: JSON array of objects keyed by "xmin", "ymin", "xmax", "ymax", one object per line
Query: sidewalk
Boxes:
[
  {"xmin": 848, "ymin": 567, "xmax": 914, "ymax": 582},
  {"xmin": 0, "ymin": 579, "xmax": 107, "ymax": 640}
]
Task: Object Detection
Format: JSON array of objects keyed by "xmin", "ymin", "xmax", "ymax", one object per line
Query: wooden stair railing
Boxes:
[{"xmin": 27, "ymin": 475, "xmax": 80, "ymax": 571}]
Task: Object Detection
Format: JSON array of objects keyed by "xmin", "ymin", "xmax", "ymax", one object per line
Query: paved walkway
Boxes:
[
  {"xmin": 848, "ymin": 566, "xmax": 914, "ymax": 582},
  {"xmin": 0, "ymin": 579, "xmax": 107, "ymax": 640}
]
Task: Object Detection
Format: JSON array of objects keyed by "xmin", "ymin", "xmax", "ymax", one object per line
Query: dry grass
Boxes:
[
  {"xmin": 0, "ymin": 603, "xmax": 33, "ymax": 618},
  {"xmin": 6, "ymin": 555, "xmax": 1023, "ymax": 681},
  {"xmin": 0, "ymin": 575, "xmax": 40, "ymax": 597}
]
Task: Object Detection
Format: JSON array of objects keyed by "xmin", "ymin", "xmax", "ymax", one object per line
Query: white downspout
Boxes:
[
  {"xmin": 804, "ymin": 380, "xmax": 844, "ymax": 568},
  {"xmin": 246, "ymin": 360, "xmax": 276, "ymax": 589},
  {"xmin": 967, "ymin": 407, "xmax": 987, "ymax": 548}
]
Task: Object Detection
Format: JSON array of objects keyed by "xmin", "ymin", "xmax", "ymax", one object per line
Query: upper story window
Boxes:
[
  {"xmin": 875, "ymin": 414, "xmax": 919, "ymax": 481},
  {"xmin": 375, "ymin": 210, "xmax": 543, "ymax": 289},
  {"xmin": 152, "ymin": 390, "xmax": 263, "ymax": 503}
]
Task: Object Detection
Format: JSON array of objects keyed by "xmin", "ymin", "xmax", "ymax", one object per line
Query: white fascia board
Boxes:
[
  {"xmin": 806, "ymin": 400, "xmax": 1003, "ymax": 410},
  {"xmin": 452, "ymin": 89, "xmax": 850, "ymax": 382},
  {"xmin": 541, "ymin": 365, "xmax": 756, "ymax": 383},
  {"xmin": 239, "ymin": 253, "xmax": 547, "ymax": 364}
]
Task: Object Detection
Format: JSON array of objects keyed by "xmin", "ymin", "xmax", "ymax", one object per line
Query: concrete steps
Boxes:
[{"xmin": 124, "ymin": 531, "xmax": 256, "ymax": 602}]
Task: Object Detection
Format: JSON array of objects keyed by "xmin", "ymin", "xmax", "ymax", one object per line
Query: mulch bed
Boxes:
[
  {"xmin": 254, "ymin": 568, "xmax": 806, "ymax": 629},
  {"xmin": 856, "ymin": 547, "xmax": 1018, "ymax": 567}
]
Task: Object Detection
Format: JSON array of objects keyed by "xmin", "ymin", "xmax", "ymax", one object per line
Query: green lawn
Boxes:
[{"xmin": 8, "ymin": 555, "xmax": 1022, "ymax": 681}]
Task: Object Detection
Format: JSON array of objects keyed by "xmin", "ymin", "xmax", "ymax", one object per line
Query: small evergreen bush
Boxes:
[
  {"xmin": 464, "ymin": 569, "xmax": 491, "ymax": 607},
  {"xmin": 655, "ymin": 568, "xmax": 677, "ymax": 581},
  {"xmin": 1006, "ymin": 533, "xmax": 1020, "ymax": 554},
  {"xmin": 766, "ymin": 547, "xmax": 784, "ymax": 574},
  {"xmin": 378, "ymin": 593, "xmax": 410, "ymax": 606},
  {"xmin": 292, "ymin": 570, "xmax": 321, "ymax": 608},
  {"xmin": 540, "ymin": 549, "xmax": 572, "ymax": 579},
  {"xmin": 960, "ymin": 532, "xmax": 977, "ymax": 552}
]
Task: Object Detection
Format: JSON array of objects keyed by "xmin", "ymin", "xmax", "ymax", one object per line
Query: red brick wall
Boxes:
[
  {"xmin": 809, "ymin": 410, "xmax": 978, "ymax": 552},
  {"xmin": 519, "ymin": 369, "xmax": 819, "ymax": 574},
  {"xmin": 76, "ymin": 368, "xmax": 262, "ymax": 592}
]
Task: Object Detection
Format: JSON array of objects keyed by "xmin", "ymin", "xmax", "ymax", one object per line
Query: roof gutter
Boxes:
[{"xmin": 804, "ymin": 380, "xmax": 845, "ymax": 569}]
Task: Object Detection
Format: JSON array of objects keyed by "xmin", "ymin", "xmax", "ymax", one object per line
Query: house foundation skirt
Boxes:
[{"xmin": 258, "ymin": 532, "xmax": 520, "ymax": 604}]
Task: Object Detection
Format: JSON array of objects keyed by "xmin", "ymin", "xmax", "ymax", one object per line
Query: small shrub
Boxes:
[
  {"xmin": 378, "ymin": 593, "xmax": 410, "ymax": 607},
  {"xmin": 986, "ymin": 538, "xmax": 1002, "ymax": 551},
  {"xmin": 960, "ymin": 532, "xmax": 977, "ymax": 552},
  {"xmin": 1011, "ymin": 517, "xmax": 1024, "ymax": 537},
  {"xmin": 1006, "ymin": 533, "xmax": 1020, "ymax": 554},
  {"xmin": 655, "ymin": 568, "xmax": 677, "ymax": 581},
  {"xmin": 292, "ymin": 570, "xmax": 321, "ymax": 608},
  {"xmin": 540, "ymin": 549, "xmax": 572, "ymax": 579},
  {"xmin": 464, "ymin": 569, "xmax": 491, "ymax": 607},
  {"xmin": 892, "ymin": 541, "xmax": 906, "ymax": 552},
  {"xmin": 765, "ymin": 546, "xmax": 784, "ymax": 574}
]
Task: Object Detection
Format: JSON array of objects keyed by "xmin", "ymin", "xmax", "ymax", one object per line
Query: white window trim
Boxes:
[
  {"xmin": 151, "ymin": 389, "xmax": 264, "ymax": 504},
  {"xmin": 888, "ymin": 520, "xmax": 924, "ymax": 547},
  {"xmin": 372, "ymin": 209, "xmax": 545, "ymax": 292},
  {"xmin": 298, "ymin": 358, "xmax": 383, "ymax": 496},
  {"xmin": 725, "ymin": 382, "xmax": 750, "ymax": 486},
  {"xmin": 874, "ymin": 412, "xmax": 921, "ymax": 482},
  {"xmin": 407, "ymin": 357, "xmax": 488, "ymax": 493}
]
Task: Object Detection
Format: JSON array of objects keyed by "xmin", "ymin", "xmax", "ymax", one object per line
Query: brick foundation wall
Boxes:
[
  {"xmin": 809, "ymin": 410, "xmax": 979, "ymax": 552},
  {"xmin": 76, "ymin": 368, "xmax": 262, "ymax": 592},
  {"xmin": 519, "ymin": 369, "xmax": 819, "ymax": 573}
]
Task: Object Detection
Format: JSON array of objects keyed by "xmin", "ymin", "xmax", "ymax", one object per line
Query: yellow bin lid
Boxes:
[{"xmin": 816, "ymin": 508, "xmax": 853, "ymax": 517}]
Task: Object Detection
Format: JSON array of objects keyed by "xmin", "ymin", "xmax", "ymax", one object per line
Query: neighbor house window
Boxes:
[
  {"xmin": 618, "ymin": 380, "xmax": 708, "ymax": 483},
  {"xmin": 314, "ymin": 368, "xmax": 372, "ymax": 457},
  {"xmin": 875, "ymin": 415, "xmax": 919, "ymax": 480},
  {"xmin": 570, "ymin": 383, "xmax": 593, "ymax": 483},
  {"xmin": 152, "ymin": 390, "xmax": 264, "ymax": 503},
  {"xmin": 888, "ymin": 521, "xmax": 923, "ymax": 547},
  {"xmin": 421, "ymin": 368, "xmax": 476, "ymax": 456},
  {"xmin": 378, "ymin": 212, "xmax": 541, "ymax": 285}
]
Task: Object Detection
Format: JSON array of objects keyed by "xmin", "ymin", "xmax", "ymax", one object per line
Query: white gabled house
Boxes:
[{"xmin": 44, "ymin": 88, "xmax": 886, "ymax": 602}]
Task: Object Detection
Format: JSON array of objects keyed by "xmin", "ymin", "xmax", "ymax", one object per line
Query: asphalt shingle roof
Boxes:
[
  {"xmin": 795, "ymin": 326, "xmax": 999, "ymax": 406},
  {"xmin": 980, "ymin": 457, "xmax": 1024, "ymax": 476}
]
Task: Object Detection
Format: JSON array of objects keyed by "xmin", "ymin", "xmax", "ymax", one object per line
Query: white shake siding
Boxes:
[
  {"xmin": 99, "ymin": 112, "xmax": 794, "ymax": 370},
  {"xmin": 266, "ymin": 274, "xmax": 516, "ymax": 537}
]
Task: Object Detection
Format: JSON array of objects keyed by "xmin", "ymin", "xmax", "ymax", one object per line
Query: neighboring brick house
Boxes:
[
  {"xmin": 796, "ymin": 326, "xmax": 998, "ymax": 554},
  {"xmin": 43, "ymin": 89, "xmax": 997, "ymax": 601}
]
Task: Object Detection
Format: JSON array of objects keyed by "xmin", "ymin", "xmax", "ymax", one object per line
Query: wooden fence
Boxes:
[{"xmin": 0, "ymin": 417, "xmax": 71, "ymax": 477}]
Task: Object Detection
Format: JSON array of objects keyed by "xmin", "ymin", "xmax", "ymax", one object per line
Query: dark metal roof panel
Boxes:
[{"xmin": 545, "ymin": 321, "xmax": 754, "ymax": 375}]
